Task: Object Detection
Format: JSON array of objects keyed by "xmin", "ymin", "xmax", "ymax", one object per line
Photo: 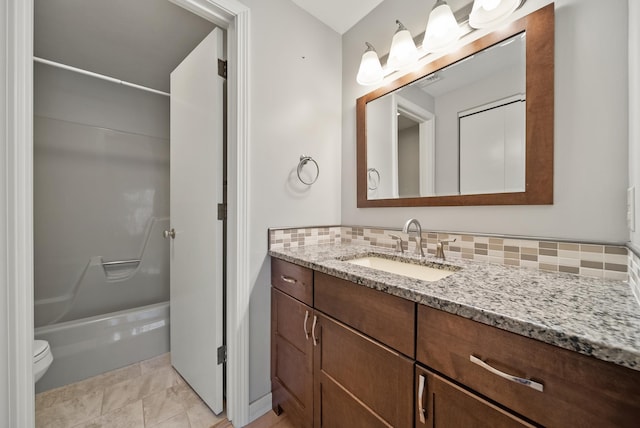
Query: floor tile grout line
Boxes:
[{"xmin": 99, "ymin": 383, "xmax": 106, "ymax": 417}]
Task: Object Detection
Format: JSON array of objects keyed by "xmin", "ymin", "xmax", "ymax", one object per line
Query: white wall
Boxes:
[
  {"xmin": 342, "ymin": 0, "xmax": 629, "ymax": 242},
  {"xmin": 238, "ymin": 0, "xmax": 342, "ymax": 403},
  {"xmin": 630, "ymin": 0, "xmax": 640, "ymax": 247}
]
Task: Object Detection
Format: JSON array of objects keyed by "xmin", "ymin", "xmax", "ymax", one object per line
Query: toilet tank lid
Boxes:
[{"xmin": 34, "ymin": 340, "xmax": 50, "ymax": 359}]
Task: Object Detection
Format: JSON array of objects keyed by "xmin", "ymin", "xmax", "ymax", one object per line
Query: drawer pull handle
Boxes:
[
  {"xmin": 280, "ymin": 275, "xmax": 297, "ymax": 284},
  {"xmin": 303, "ymin": 310, "xmax": 310, "ymax": 340},
  {"xmin": 470, "ymin": 355, "xmax": 544, "ymax": 392},
  {"xmin": 311, "ymin": 315, "xmax": 318, "ymax": 346},
  {"xmin": 418, "ymin": 374, "xmax": 427, "ymax": 424}
]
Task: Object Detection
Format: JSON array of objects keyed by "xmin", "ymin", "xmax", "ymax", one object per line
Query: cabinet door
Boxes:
[
  {"xmin": 314, "ymin": 312, "xmax": 413, "ymax": 428},
  {"xmin": 271, "ymin": 288, "xmax": 314, "ymax": 427},
  {"xmin": 415, "ymin": 366, "xmax": 535, "ymax": 428}
]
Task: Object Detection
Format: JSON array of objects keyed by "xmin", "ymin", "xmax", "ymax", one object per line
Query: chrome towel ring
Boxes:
[
  {"xmin": 367, "ymin": 168, "xmax": 380, "ymax": 190},
  {"xmin": 297, "ymin": 155, "xmax": 319, "ymax": 185}
]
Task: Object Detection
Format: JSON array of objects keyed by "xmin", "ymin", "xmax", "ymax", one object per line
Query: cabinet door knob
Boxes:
[
  {"xmin": 311, "ymin": 315, "xmax": 319, "ymax": 346},
  {"xmin": 163, "ymin": 228, "xmax": 176, "ymax": 239},
  {"xmin": 418, "ymin": 374, "xmax": 427, "ymax": 424},
  {"xmin": 303, "ymin": 310, "xmax": 310, "ymax": 340}
]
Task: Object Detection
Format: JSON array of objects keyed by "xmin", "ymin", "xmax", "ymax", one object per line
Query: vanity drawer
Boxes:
[
  {"xmin": 314, "ymin": 312, "xmax": 414, "ymax": 427},
  {"xmin": 416, "ymin": 305, "xmax": 640, "ymax": 427},
  {"xmin": 271, "ymin": 258, "xmax": 313, "ymax": 306},
  {"xmin": 314, "ymin": 272, "xmax": 415, "ymax": 358}
]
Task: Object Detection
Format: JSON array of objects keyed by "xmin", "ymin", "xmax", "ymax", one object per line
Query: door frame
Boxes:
[
  {"xmin": 1, "ymin": 0, "xmax": 251, "ymax": 426},
  {"xmin": 393, "ymin": 95, "xmax": 436, "ymax": 197}
]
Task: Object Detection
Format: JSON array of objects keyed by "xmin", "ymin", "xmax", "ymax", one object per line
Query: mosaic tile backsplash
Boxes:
[{"xmin": 269, "ymin": 226, "xmax": 629, "ymax": 281}]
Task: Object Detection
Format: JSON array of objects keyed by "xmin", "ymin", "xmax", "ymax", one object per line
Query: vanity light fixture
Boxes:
[
  {"xmin": 355, "ymin": 0, "xmax": 528, "ymax": 86},
  {"xmin": 423, "ymin": 0, "xmax": 462, "ymax": 53},
  {"xmin": 387, "ymin": 20, "xmax": 419, "ymax": 71},
  {"xmin": 469, "ymin": 0, "xmax": 523, "ymax": 29},
  {"xmin": 356, "ymin": 42, "xmax": 385, "ymax": 86}
]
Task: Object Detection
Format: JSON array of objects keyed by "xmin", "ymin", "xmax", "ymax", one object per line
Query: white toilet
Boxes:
[{"xmin": 33, "ymin": 340, "xmax": 53, "ymax": 383}]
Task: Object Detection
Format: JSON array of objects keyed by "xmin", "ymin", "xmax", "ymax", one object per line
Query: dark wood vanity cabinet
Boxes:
[
  {"xmin": 271, "ymin": 259, "xmax": 315, "ymax": 427},
  {"xmin": 417, "ymin": 305, "xmax": 640, "ymax": 427},
  {"xmin": 272, "ymin": 257, "xmax": 640, "ymax": 427},
  {"xmin": 415, "ymin": 366, "xmax": 534, "ymax": 428},
  {"xmin": 271, "ymin": 288, "xmax": 314, "ymax": 427},
  {"xmin": 271, "ymin": 259, "xmax": 415, "ymax": 427}
]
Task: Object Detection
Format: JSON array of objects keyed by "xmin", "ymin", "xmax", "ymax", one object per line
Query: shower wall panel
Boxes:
[{"xmin": 34, "ymin": 64, "xmax": 170, "ymax": 327}]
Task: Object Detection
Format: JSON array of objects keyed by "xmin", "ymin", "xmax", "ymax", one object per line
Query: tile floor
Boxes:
[{"xmin": 35, "ymin": 353, "xmax": 293, "ymax": 428}]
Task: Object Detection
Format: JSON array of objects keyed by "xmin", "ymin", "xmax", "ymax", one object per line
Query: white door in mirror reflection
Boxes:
[
  {"xmin": 459, "ymin": 95, "xmax": 526, "ymax": 195},
  {"xmin": 367, "ymin": 94, "xmax": 435, "ymax": 200}
]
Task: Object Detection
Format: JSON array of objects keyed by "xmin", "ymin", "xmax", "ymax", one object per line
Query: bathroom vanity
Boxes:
[{"xmin": 269, "ymin": 246, "xmax": 640, "ymax": 427}]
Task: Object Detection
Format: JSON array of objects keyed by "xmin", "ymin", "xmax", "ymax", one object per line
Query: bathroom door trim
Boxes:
[{"xmin": 1, "ymin": 0, "xmax": 252, "ymax": 426}]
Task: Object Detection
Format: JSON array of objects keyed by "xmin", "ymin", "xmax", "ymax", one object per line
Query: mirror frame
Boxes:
[{"xmin": 357, "ymin": 4, "xmax": 554, "ymax": 207}]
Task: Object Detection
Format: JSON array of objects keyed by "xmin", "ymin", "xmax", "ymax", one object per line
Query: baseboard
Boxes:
[{"xmin": 248, "ymin": 393, "xmax": 273, "ymax": 423}]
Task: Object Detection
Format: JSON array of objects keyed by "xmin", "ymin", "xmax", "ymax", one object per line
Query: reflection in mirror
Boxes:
[
  {"xmin": 356, "ymin": 3, "xmax": 554, "ymax": 208},
  {"xmin": 366, "ymin": 32, "xmax": 526, "ymax": 200}
]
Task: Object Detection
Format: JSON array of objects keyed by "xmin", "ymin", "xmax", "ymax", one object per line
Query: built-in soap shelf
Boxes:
[{"xmin": 100, "ymin": 258, "xmax": 141, "ymax": 281}]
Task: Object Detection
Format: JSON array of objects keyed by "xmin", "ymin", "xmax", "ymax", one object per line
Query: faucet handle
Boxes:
[
  {"xmin": 388, "ymin": 234, "xmax": 404, "ymax": 254},
  {"xmin": 436, "ymin": 238, "xmax": 457, "ymax": 259},
  {"xmin": 438, "ymin": 238, "xmax": 457, "ymax": 246}
]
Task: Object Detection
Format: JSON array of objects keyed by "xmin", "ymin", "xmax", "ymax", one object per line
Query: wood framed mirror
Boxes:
[{"xmin": 357, "ymin": 4, "xmax": 554, "ymax": 207}]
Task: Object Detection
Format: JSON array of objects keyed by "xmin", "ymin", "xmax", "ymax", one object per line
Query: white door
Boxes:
[{"xmin": 169, "ymin": 27, "xmax": 225, "ymax": 414}]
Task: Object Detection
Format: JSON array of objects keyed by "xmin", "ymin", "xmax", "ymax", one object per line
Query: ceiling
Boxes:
[
  {"xmin": 34, "ymin": 0, "xmax": 477, "ymax": 93},
  {"xmin": 290, "ymin": 0, "xmax": 385, "ymax": 34},
  {"xmin": 34, "ymin": 0, "xmax": 217, "ymax": 92},
  {"xmin": 34, "ymin": 0, "xmax": 385, "ymax": 92},
  {"xmin": 419, "ymin": 32, "xmax": 525, "ymax": 97}
]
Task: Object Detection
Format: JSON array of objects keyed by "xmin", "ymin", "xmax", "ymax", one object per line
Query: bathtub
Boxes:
[{"xmin": 34, "ymin": 301, "xmax": 170, "ymax": 393}]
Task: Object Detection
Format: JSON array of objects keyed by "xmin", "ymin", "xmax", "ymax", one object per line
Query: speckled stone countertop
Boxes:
[{"xmin": 269, "ymin": 244, "xmax": 640, "ymax": 371}]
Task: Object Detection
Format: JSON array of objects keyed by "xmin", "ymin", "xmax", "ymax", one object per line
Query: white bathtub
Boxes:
[{"xmin": 34, "ymin": 301, "xmax": 170, "ymax": 393}]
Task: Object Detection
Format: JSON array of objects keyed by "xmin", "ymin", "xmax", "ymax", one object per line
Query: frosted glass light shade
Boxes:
[
  {"xmin": 387, "ymin": 21, "xmax": 419, "ymax": 71},
  {"xmin": 422, "ymin": 0, "xmax": 461, "ymax": 54},
  {"xmin": 356, "ymin": 43, "xmax": 384, "ymax": 86},
  {"xmin": 469, "ymin": 0, "xmax": 522, "ymax": 29}
]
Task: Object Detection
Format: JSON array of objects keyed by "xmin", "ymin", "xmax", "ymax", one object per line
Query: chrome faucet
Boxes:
[{"xmin": 402, "ymin": 218, "xmax": 424, "ymax": 257}]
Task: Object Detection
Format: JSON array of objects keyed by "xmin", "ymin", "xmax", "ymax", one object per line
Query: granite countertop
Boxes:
[{"xmin": 268, "ymin": 243, "xmax": 640, "ymax": 372}]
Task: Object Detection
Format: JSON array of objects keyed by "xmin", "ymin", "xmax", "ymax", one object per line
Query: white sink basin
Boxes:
[{"xmin": 346, "ymin": 256, "xmax": 458, "ymax": 282}]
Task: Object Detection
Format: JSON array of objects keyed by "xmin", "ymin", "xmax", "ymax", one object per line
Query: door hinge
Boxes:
[
  {"xmin": 217, "ymin": 345, "xmax": 227, "ymax": 364},
  {"xmin": 218, "ymin": 59, "xmax": 227, "ymax": 79},
  {"xmin": 217, "ymin": 203, "xmax": 226, "ymax": 221}
]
